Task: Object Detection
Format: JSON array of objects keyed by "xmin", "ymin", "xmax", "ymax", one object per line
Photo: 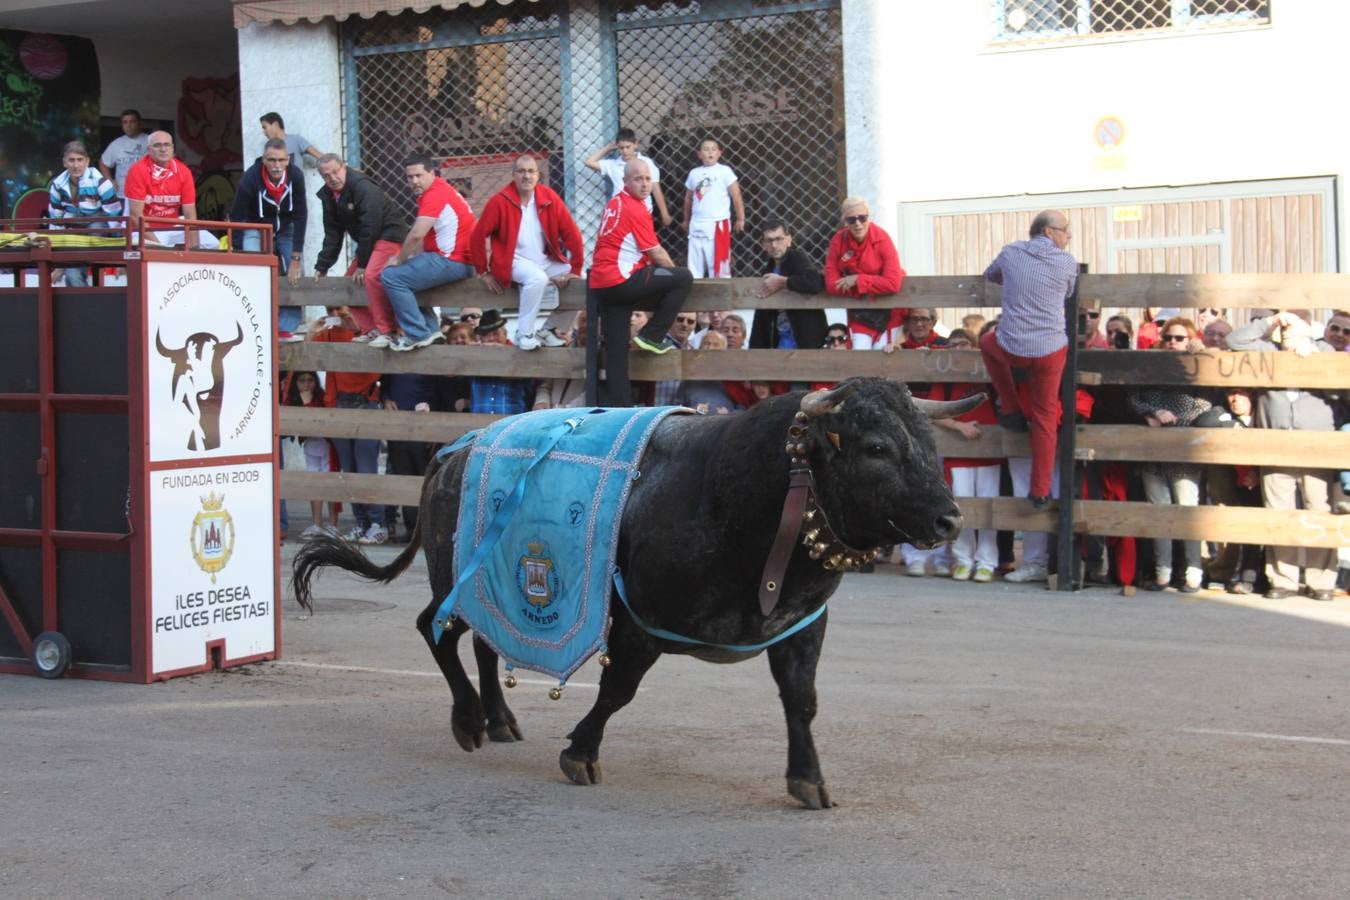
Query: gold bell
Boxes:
[
  {"xmin": 504, "ymin": 673, "xmax": 517, "ymax": 689},
  {"xmin": 548, "ymin": 687, "xmax": 563, "ymax": 701},
  {"xmin": 599, "ymin": 653, "xmax": 612, "ymax": 668},
  {"xmin": 803, "ymin": 509, "xmax": 816, "ymax": 522},
  {"xmin": 828, "ymin": 554, "xmax": 844, "ymax": 569},
  {"xmin": 804, "ymin": 528, "xmax": 820, "ymax": 543},
  {"xmin": 814, "ymin": 541, "xmax": 829, "ymax": 556}
]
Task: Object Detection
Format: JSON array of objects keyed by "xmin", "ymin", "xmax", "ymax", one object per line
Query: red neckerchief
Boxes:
[{"xmin": 263, "ymin": 167, "xmax": 288, "ymax": 205}]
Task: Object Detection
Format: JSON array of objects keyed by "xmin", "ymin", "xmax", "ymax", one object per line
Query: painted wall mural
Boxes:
[{"xmin": 0, "ymin": 29, "xmax": 101, "ymax": 219}]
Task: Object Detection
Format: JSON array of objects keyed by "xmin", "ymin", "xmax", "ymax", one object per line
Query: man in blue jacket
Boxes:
[{"xmin": 230, "ymin": 137, "xmax": 308, "ymax": 338}]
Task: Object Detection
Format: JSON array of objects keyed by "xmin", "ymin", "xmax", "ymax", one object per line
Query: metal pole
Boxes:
[
  {"xmin": 1055, "ymin": 262, "xmax": 1087, "ymax": 591},
  {"xmin": 584, "ymin": 279, "xmax": 600, "ymax": 406}
]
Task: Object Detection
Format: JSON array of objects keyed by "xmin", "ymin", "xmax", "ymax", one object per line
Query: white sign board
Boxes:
[
  {"xmin": 150, "ymin": 461, "xmax": 275, "ymax": 675},
  {"xmin": 146, "ymin": 261, "xmax": 273, "ymax": 462}
]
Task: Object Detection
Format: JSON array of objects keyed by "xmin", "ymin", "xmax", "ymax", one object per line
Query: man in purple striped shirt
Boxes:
[{"xmin": 978, "ymin": 210, "xmax": 1078, "ymax": 508}]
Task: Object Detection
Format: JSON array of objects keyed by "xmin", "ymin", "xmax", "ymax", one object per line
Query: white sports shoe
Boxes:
[
  {"xmin": 515, "ymin": 334, "xmax": 541, "ymax": 351},
  {"xmin": 972, "ymin": 565, "xmax": 994, "ymax": 583},
  {"xmin": 951, "ymin": 564, "xmax": 972, "ymax": 581},
  {"xmin": 905, "ymin": 561, "xmax": 927, "ymax": 577},
  {"xmin": 358, "ymin": 524, "xmax": 388, "ymax": 545},
  {"xmin": 536, "ymin": 328, "xmax": 568, "ymax": 348},
  {"xmin": 931, "ymin": 560, "xmax": 953, "ymax": 577},
  {"xmin": 1004, "ymin": 562, "xmax": 1048, "ymax": 583}
]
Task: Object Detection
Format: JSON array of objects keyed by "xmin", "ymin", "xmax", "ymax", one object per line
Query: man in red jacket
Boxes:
[{"xmin": 470, "ymin": 156, "xmax": 585, "ymax": 350}]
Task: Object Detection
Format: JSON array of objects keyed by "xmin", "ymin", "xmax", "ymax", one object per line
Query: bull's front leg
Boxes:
[
  {"xmin": 560, "ymin": 611, "xmax": 660, "ymax": 786},
  {"xmin": 767, "ymin": 609, "xmax": 832, "ymax": 809}
]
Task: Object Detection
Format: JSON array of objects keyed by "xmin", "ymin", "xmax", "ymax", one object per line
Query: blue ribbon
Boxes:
[
  {"xmin": 611, "ymin": 569, "xmax": 827, "ymax": 653},
  {"xmin": 430, "ymin": 417, "xmax": 583, "ymax": 644}
]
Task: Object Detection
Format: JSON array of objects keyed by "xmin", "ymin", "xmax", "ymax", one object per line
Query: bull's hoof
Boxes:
[
  {"xmin": 559, "ymin": 750, "xmax": 602, "ymax": 785},
  {"xmin": 486, "ymin": 719, "xmax": 524, "ymax": 742},
  {"xmin": 787, "ymin": 777, "xmax": 833, "ymax": 810},
  {"xmin": 451, "ymin": 719, "xmax": 485, "ymax": 752}
]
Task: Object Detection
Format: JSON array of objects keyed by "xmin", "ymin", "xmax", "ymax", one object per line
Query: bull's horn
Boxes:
[
  {"xmin": 155, "ymin": 329, "xmax": 174, "ymax": 358},
  {"xmin": 913, "ymin": 393, "xmax": 987, "ymax": 420},
  {"xmin": 799, "ymin": 381, "xmax": 857, "ymax": 418}
]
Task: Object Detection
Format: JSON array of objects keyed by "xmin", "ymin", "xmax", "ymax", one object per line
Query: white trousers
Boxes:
[
  {"xmin": 685, "ymin": 220, "xmax": 729, "ymax": 279},
  {"xmin": 851, "ymin": 329, "xmax": 901, "ymax": 350},
  {"xmin": 511, "ymin": 256, "xmax": 574, "ymax": 340},
  {"xmin": 1008, "ymin": 456, "xmax": 1061, "ymax": 567},
  {"xmin": 950, "ymin": 464, "xmax": 1001, "ymax": 567}
]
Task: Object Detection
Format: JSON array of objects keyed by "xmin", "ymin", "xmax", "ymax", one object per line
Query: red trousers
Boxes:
[
  {"xmin": 343, "ymin": 239, "xmax": 401, "ymax": 334},
  {"xmin": 979, "ymin": 329, "xmax": 1066, "ymax": 498}
]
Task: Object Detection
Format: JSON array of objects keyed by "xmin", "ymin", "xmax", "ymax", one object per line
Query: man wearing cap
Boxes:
[
  {"xmin": 978, "ymin": 209, "xmax": 1078, "ymax": 508},
  {"xmin": 470, "ymin": 155, "xmax": 585, "ymax": 351},
  {"xmin": 468, "ymin": 309, "xmax": 531, "ymax": 414}
]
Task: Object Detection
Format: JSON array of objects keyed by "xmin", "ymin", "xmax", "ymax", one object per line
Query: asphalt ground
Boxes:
[{"xmin": 4, "ymin": 544, "xmax": 1348, "ymax": 899}]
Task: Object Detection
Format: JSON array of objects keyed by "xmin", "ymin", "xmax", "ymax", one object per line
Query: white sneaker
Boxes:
[
  {"xmin": 931, "ymin": 560, "xmax": 953, "ymax": 577},
  {"xmin": 367, "ymin": 332, "xmax": 393, "ymax": 349},
  {"xmin": 300, "ymin": 523, "xmax": 327, "ymax": 539},
  {"xmin": 951, "ymin": 564, "xmax": 972, "ymax": 581},
  {"xmin": 1004, "ymin": 563, "xmax": 1048, "ymax": 583},
  {"xmin": 516, "ymin": 334, "xmax": 541, "ymax": 351},
  {"xmin": 410, "ymin": 331, "xmax": 445, "ymax": 350},
  {"xmin": 972, "ymin": 565, "xmax": 994, "ymax": 583},
  {"xmin": 536, "ymin": 328, "xmax": 568, "ymax": 348},
  {"xmin": 351, "ymin": 328, "xmax": 382, "ymax": 344},
  {"xmin": 343, "ymin": 526, "xmax": 366, "ymax": 542},
  {"xmin": 905, "ymin": 561, "xmax": 927, "ymax": 577},
  {"xmin": 387, "ymin": 334, "xmax": 417, "ymax": 352},
  {"xmin": 358, "ymin": 524, "xmax": 388, "ymax": 545}
]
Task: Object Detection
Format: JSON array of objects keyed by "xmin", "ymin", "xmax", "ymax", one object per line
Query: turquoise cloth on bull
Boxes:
[{"xmin": 430, "ymin": 405, "xmax": 689, "ymax": 682}]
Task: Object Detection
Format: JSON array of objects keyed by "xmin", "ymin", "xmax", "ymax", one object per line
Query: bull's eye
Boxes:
[{"xmin": 866, "ymin": 442, "xmax": 887, "ymax": 457}]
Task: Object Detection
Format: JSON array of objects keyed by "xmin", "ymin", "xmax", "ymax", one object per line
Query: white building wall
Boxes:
[
  {"xmin": 845, "ymin": 1, "xmax": 1349, "ymax": 269},
  {"xmin": 237, "ymin": 21, "xmax": 344, "ymax": 277}
]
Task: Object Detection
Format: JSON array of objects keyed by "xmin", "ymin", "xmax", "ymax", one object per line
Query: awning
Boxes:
[{"xmin": 232, "ymin": 0, "xmax": 537, "ymax": 28}]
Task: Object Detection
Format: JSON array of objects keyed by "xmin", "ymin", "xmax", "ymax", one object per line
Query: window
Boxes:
[{"xmin": 991, "ymin": 0, "xmax": 1269, "ymax": 44}]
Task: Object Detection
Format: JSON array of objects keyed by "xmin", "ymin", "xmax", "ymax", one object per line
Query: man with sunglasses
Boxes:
[
  {"xmin": 749, "ymin": 219, "xmax": 826, "ymax": 351},
  {"xmin": 978, "ymin": 209, "xmax": 1079, "ymax": 508},
  {"xmin": 652, "ymin": 312, "xmax": 699, "ymax": 405}
]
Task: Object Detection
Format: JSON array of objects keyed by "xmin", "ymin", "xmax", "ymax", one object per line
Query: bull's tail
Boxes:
[{"xmin": 291, "ymin": 514, "xmax": 424, "ymax": 612}]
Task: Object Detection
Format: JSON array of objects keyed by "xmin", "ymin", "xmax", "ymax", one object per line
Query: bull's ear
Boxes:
[
  {"xmin": 914, "ymin": 393, "xmax": 987, "ymax": 420},
  {"xmin": 800, "ymin": 380, "xmax": 858, "ymax": 418}
]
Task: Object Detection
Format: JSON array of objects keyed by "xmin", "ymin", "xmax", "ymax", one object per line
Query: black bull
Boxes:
[{"xmin": 292, "ymin": 377, "xmax": 982, "ymax": 808}]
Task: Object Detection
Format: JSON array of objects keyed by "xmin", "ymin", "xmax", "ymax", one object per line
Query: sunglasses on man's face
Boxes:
[
  {"xmin": 826, "ymin": 335, "xmax": 849, "ymax": 345},
  {"xmin": 1327, "ymin": 323, "xmax": 1348, "ymax": 335},
  {"xmin": 1162, "ymin": 334, "xmax": 1190, "ymax": 343},
  {"xmin": 675, "ymin": 316, "xmax": 697, "ymax": 325},
  {"xmin": 461, "ymin": 313, "xmax": 481, "ymax": 321},
  {"xmin": 1084, "ymin": 311, "xmax": 1100, "ymax": 319},
  {"xmin": 843, "ymin": 214, "xmax": 868, "ymax": 226}
]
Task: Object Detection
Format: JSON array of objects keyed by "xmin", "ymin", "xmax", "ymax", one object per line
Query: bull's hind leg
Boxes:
[
  {"xmin": 472, "ymin": 636, "xmax": 523, "ymax": 742},
  {"xmin": 560, "ymin": 613, "xmax": 660, "ymax": 785},
  {"xmin": 415, "ymin": 607, "xmax": 486, "ymax": 752},
  {"xmin": 767, "ymin": 610, "xmax": 833, "ymax": 809}
]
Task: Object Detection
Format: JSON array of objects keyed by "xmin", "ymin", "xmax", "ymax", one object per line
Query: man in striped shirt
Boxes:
[
  {"xmin": 46, "ymin": 140, "xmax": 122, "ymax": 286},
  {"xmin": 978, "ymin": 210, "xmax": 1078, "ymax": 508}
]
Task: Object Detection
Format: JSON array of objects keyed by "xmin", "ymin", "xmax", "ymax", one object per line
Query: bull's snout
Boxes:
[{"xmin": 933, "ymin": 513, "xmax": 962, "ymax": 543}]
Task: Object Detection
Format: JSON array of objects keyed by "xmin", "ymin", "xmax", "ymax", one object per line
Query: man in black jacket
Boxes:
[
  {"xmin": 231, "ymin": 138, "xmax": 308, "ymax": 337},
  {"xmin": 749, "ymin": 220, "xmax": 827, "ymax": 350},
  {"xmin": 313, "ymin": 153, "xmax": 409, "ymax": 344}
]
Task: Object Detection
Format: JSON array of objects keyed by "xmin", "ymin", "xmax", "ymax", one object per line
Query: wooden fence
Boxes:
[{"xmin": 277, "ymin": 274, "xmax": 1350, "ymax": 573}]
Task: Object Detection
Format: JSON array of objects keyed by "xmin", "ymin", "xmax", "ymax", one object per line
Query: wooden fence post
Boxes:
[{"xmin": 1055, "ymin": 263, "xmax": 1087, "ymax": 591}]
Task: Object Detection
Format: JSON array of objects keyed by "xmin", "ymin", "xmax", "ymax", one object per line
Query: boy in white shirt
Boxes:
[
  {"xmin": 584, "ymin": 127, "xmax": 673, "ymax": 227},
  {"xmin": 681, "ymin": 138, "xmax": 744, "ymax": 278}
]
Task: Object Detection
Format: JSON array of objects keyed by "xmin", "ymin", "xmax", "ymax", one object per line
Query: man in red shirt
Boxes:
[
  {"xmin": 470, "ymin": 155, "xmax": 585, "ymax": 351},
  {"xmin": 123, "ymin": 131, "xmax": 218, "ymax": 248},
  {"xmin": 378, "ymin": 155, "xmax": 477, "ymax": 352},
  {"xmin": 590, "ymin": 158, "xmax": 693, "ymax": 406}
]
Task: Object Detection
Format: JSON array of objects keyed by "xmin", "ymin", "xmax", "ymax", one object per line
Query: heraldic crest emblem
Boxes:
[{"xmin": 190, "ymin": 490, "xmax": 235, "ymax": 583}]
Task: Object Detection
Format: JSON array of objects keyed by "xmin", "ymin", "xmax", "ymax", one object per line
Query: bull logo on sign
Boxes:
[{"xmin": 156, "ymin": 324, "xmax": 244, "ymax": 451}]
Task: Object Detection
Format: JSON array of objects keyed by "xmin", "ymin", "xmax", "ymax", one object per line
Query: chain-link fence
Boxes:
[
  {"xmin": 613, "ymin": 5, "xmax": 845, "ymax": 271},
  {"xmin": 340, "ymin": 1, "xmax": 844, "ymax": 265},
  {"xmin": 345, "ymin": 3, "xmax": 566, "ymax": 216},
  {"xmin": 990, "ymin": 0, "xmax": 1270, "ymax": 44}
]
